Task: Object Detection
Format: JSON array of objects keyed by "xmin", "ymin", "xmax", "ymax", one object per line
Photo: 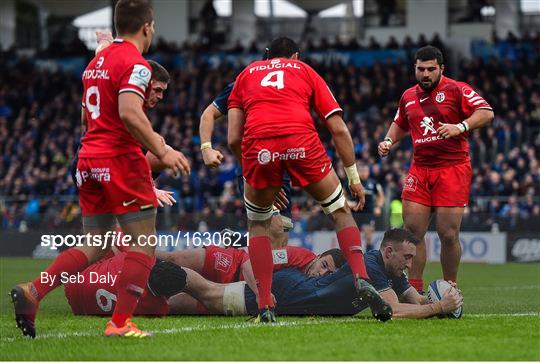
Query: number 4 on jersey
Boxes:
[{"xmin": 261, "ymin": 71, "xmax": 284, "ymax": 90}]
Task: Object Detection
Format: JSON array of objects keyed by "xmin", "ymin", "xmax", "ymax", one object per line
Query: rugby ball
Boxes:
[{"xmin": 427, "ymin": 279, "xmax": 463, "ymax": 319}]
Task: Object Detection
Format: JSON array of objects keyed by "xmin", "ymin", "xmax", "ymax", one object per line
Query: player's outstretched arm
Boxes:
[
  {"xmin": 326, "ymin": 114, "xmax": 365, "ymax": 211},
  {"xmin": 199, "ymin": 103, "xmax": 224, "ymax": 168},
  {"xmin": 227, "ymin": 107, "xmax": 245, "ymax": 163},
  {"xmin": 118, "ymin": 92, "xmax": 190, "ymax": 176},
  {"xmin": 378, "ymin": 122, "xmax": 407, "ymax": 157},
  {"xmin": 380, "ymin": 287, "xmax": 462, "ymax": 319}
]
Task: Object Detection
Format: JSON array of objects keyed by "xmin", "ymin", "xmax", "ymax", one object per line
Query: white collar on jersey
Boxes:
[{"xmin": 113, "ymin": 39, "xmax": 123, "ymax": 43}]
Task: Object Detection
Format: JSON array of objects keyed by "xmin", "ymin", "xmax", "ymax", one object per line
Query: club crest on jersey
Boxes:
[
  {"xmin": 420, "ymin": 116, "xmax": 437, "ymax": 135},
  {"xmin": 258, "ymin": 149, "xmax": 271, "ymax": 165},
  {"xmin": 214, "ymin": 252, "xmax": 232, "ymax": 273},
  {"xmin": 435, "ymin": 91, "xmax": 445, "ymax": 103},
  {"xmin": 403, "ymin": 174, "xmax": 417, "ymax": 192},
  {"xmin": 272, "ymin": 249, "xmax": 289, "ymax": 265},
  {"xmin": 128, "ymin": 64, "xmax": 151, "ymax": 91}
]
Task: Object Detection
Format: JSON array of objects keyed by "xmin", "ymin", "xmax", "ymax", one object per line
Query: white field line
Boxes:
[
  {"xmin": 467, "ymin": 312, "xmax": 540, "ymax": 317},
  {"xmin": 473, "ymin": 285, "xmax": 540, "ymax": 291},
  {"xmin": 0, "ymin": 318, "xmax": 358, "ymax": 343},
  {"xmin": 1, "ymin": 313, "xmax": 539, "ymax": 343}
]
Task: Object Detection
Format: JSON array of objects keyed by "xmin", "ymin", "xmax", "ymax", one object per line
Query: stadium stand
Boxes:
[{"xmin": 0, "ymin": 34, "xmax": 538, "ymax": 232}]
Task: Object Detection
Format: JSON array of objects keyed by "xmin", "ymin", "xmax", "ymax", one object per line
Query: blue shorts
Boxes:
[{"xmin": 244, "ymin": 264, "xmax": 365, "ymax": 315}]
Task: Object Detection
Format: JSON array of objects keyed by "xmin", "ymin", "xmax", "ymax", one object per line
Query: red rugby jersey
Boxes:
[
  {"xmin": 228, "ymin": 58, "xmax": 342, "ymax": 139},
  {"xmin": 80, "ymin": 39, "xmax": 152, "ymax": 158},
  {"xmin": 393, "ymin": 76, "xmax": 492, "ymax": 167}
]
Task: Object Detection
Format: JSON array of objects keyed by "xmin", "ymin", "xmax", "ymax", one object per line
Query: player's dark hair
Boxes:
[
  {"xmin": 380, "ymin": 228, "xmax": 420, "ymax": 248},
  {"xmin": 147, "ymin": 261, "xmax": 187, "ymax": 298},
  {"xmin": 148, "ymin": 60, "xmax": 170, "ymax": 84},
  {"xmin": 415, "ymin": 45, "xmax": 444, "ymax": 65},
  {"xmin": 114, "ymin": 0, "xmax": 153, "ymax": 36},
  {"xmin": 320, "ymin": 248, "xmax": 346, "ymax": 269},
  {"xmin": 267, "ymin": 37, "xmax": 300, "ymax": 59}
]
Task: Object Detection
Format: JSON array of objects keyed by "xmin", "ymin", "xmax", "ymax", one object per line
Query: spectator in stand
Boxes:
[{"xmin": 1, "ymin": 34, "xmax": 539, "ymax": 233}]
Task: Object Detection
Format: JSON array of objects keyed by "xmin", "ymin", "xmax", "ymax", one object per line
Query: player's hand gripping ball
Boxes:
[{"xmin": 427, "ymin": 279, "xmax": 463, "ymax": 318}]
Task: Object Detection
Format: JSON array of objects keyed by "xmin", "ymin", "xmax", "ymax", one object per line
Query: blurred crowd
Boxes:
[{"xmin": 0, "ymin": 35, "xmax": 538, "ymax": 232}]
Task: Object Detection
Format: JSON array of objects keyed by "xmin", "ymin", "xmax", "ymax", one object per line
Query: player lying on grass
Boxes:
[
  {"xmin": 62, "ymin": 245, "xmax": 346, "ymax": 316},
  {"xmin": 154, "ymin": 243, "xmax": 344, "ymax": 308},
  {"xmin": 227, "ymin": 228, "xmax": 462, "ymax": 318},
  {"xmin": 64, "ymin": 229, "xmax": 461, "ymax": 318},
  {"xmin": 182, "ymin": 228, "xmax": 462, "ymax": 317}
]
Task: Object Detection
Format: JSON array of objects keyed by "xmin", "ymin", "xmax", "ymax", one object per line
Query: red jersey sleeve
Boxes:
[
  {"xmin": 228, "ymin": 73, "xmax": 245, "ymax": 110},
  {"xmin": 457, "ymin": 82, "xmax": 493, "ymax": 118},
  {"xmin": 393, "ymin": 95, "xmax": 409, "ymax": 131},
  {"xmin": 306, "ymin": 65, "xmax": 342, "ymax": 120},
  {"xmin": 118, "ymin": 61, "xmax": 152, "ymax": 100},
  {"xmin": 270, "ymin": 246, "xmax": 317, "ymax": 272}
]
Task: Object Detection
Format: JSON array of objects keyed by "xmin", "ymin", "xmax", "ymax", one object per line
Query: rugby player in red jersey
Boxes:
[
  {"xmin": 378, "ymin": 46, "xmax": 494, "ymax": 292},
  {"xmin": 157, "ymin": 245, "xmax": 343, "ymax": 284},
  {"xmin": 10, "ymin": 0, "xmax": 190, "ymax": 338},
  {"xmin": 227, "ymin": 37, "xmax": 392, "ymax": 322},
  {"xmin": 64, "ymin": 243, "xmax": 345, "ymax": 316}
]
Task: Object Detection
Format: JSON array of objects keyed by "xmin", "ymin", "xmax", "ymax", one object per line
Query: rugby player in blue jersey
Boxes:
[
  {"xmin": 218, "ymin": 228, "xmax": 461, "ymax": 318},
  {"xmin": 64, "ymin": 228, "xmax": 461, "ymax": 318},
  {"xmin": 166, "ymin": 229, "xmax": 463, "ymax": 318}
]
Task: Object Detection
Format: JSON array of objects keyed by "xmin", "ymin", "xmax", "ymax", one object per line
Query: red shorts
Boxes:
[
  {"xmin": 401, "ymin": 161, "xmax": 472, "ymax": 207},
  {"xmin": 201, "ymin": 246, "xmax": 248, "ymax": 283},
  {"xmin": 242, "ymin": 133, "xmax": 332, "ymax": 189},
  {"xmin": 77, "ymin": 152, "xmax": 157, "ymax": 216}
]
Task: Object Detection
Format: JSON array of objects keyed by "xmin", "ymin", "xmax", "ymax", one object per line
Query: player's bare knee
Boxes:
[
  {"xmin": 404, "ymin": 222, "xmax": 427, "ymax": 238},
  {"xmin": 439, "ymin": 228, "xmax": 459, "ymax": 244},
  {"xmin": 117, "ymin": 208, "xmax": 157, "ymax": 234}
]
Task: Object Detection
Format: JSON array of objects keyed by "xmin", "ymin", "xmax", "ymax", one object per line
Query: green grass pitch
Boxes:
[{"xmin": 1, "ymin": 258, "xmax": 539, "ymax": 360}]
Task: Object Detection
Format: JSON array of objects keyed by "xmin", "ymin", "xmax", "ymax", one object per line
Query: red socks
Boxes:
[
  {"xmin": 111, "ymin": 251, "xmax": 155, "ymax": 327},
  {"xmin": 337, "ymin": 226, "xmax": 369, "ymax": 280},
  {"xmin": 410, "ymin": 278, "xmax": 424, "ymax": 293},
  {"xmin": 32, "ymin": 248, "xmax": 89, "ymax": 300},
  {"xmin": 248, "ymin": 236, "xmax": 274, "ymax": 309}
]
